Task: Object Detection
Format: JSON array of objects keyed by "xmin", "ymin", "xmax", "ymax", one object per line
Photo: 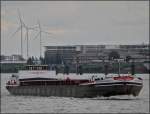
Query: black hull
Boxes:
[{"xmin": 6, "ymin": 83, "xmax": 142, "ymax": 98}]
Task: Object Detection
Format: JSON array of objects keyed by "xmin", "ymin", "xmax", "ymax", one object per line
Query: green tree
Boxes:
[
  {"xmin": 126, "ymin": 55, "xmax": 132, "ymax": 62},
  {"xmin": 40, "ymin": 56, "xmax": 46, "ymax": 64},
  {"xmin": 31, "ymin": 56, "xmax": 35, "ymax": 64},
  {"xmin": 64, "ymin": 65, "xmax": 69, "ymax": 74},
  {"xmin": 27, "ymin": 57, "xmax": 33, "ymax": 65}
]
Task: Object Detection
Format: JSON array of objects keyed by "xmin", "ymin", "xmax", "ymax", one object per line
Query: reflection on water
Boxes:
[{"xmin": 1, "ymin": 73, "xmax": 149, "ymax": 113}]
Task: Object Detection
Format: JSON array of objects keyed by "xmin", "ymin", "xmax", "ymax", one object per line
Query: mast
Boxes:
[
  {"xmin": 76, "ymin": 55, "xmax": 79, "ymax": 74},
  {"xmin": 118, "ymin": 60, "xmax": 120, "ymax": 76},
  {"xmin": 131, "ymin": 58, "xmax": 135, "ymax": 75},
  {"xmin": 104, "ymin": 61, "xmax": 108, "ymax": 78}
]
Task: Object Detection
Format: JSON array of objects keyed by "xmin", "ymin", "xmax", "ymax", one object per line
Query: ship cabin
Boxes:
[{"xmin": 18, "ymin": 65, "xmax": 90, "ymax": 86}]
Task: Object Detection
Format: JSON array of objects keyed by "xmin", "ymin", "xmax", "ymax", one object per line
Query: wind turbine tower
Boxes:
[
  {"xmin": 10, "ymin": 9, "xmax": 24, "ymax": 57},
  {"xmin": 38, "ymin": 20, "xmax": 42, "ymax": 57},
  {"xmin": 33, "ymin": 20, "xmax": 52, "ymax": 58},
  {"xmin": 17, "ymin": 9, "xmax": 24, "ymax": 58}
]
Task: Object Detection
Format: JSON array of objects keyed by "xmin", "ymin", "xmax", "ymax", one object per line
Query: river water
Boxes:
[{"xmin": 1, "ymin": 73, "xmax": 149, "ymax": 113}]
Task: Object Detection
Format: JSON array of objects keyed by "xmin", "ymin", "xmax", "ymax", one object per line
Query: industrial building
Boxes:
[{"xmin": 44, "ymin": 44, "xmax": 149, "ymax": 65}]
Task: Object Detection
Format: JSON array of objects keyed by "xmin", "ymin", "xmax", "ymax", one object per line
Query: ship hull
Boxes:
[{"xmin": 6, "ymin": 82, "xmax": 142, "ymax": 97}]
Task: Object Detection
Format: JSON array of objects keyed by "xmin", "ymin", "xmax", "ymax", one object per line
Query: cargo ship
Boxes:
[{"xmin": 6, "ymin": 63, "xmax": 143, "ymax": 98}]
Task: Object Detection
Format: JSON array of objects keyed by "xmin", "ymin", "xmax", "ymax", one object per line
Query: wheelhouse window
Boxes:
[{"xmin": 25, "ymin": 65, "xmax": 48, "ymax": 70}]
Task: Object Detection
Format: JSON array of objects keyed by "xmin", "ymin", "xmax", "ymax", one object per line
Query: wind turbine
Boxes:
[
  {"xmin": 22, "ymin": 21, "xmax": 38, "ymax": 58},
  {"xmin": 11, "ymin": 9, "xmax": 39, "ymax": 59},
  {"xmin": 33, "ymin": 20, "xmax": 52, "ymax": 57},
  {"xmin": 10, "ymin": 9, "xmax": 24, "ymax": 58},
  {"xmin": 11, "ymin": 10, "xmax": 52, "ymax": 59}
]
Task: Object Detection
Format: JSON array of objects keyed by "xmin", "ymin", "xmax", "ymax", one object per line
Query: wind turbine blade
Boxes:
[
  {"xmin": 29, "ymin": 28, "xmax": 39, "ymax": 32},
  {"xmin": 17, "ymin": 9, "xmax": 21, "ymax": 21},
  {"xmin": 30, "ymin": 27, "xmax": 52, "ymax": 35},
  {"xmin": 28, "ymin": 26, "xmax": 39, "ymax": 30},
  {"xmin": 17, "ymin": 8, "xmax": 26, "ymax": 28},
  {"xmin": 22, "ymin": 20, "xmax": 26, "ymax": 28},
  {"xmin": 33, "ymin": 32, "xmax": 40, "ymax": 40},
  {"xmin": 17, "ymin": 9, "xmax": 23, "ymax": 24},
  {"xmin": 9, "ymin": 26, "xmax": 21, "ymax": 38},
  {"xmin": 24, "ymin": 31, "xmax": 27, "ymax": 41}
]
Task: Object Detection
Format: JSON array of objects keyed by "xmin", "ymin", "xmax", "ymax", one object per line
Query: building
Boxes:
[
  {"xmin": 0, "ymin": 54, "xmax": 25, "ymax": 61},
  {"xmin": 44, "ymin": 46, "xmax": 77, "ymax": 65},
  {"xmin": 44, "ymin": 44, "xmax": 149, "ymax": 65},
  {"xmin": 0, "ymin": 55, "xmax": 27, "ymax": 73}
]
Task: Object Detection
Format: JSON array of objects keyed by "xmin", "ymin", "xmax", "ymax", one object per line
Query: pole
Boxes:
[
  {"xmin": 131, "ymin": 59, "xmax": 135, "ymax": 76},
  {"xmin": 38, "ymin": 21, "xmax": 42, "ymax": 57},
  {"xmin": 21, "ymin": 24, "xmax": 23, "ymax": 58},
  {"xmin": 40, "ymin": 30, "xmax": 42, "ymax": 57},
  {"xmin": 118, "ymin": 61, "xmax": 120, "ymax": 76},
  {"xmin": 104, "ymin": 63, "xmax": 108, "ymax": 77},
  {"xmin": 26, "ymin": 28, "xmax": 29, "ymax": 58},
  {"xmin": 18, "ymin": 9, "xmax": 23, "ymax": 58},
  {"xmin": 76, "ymin": 55, "xmax": 79, "ymax": 74},
  {"xmin": 118, "ymin": 60, "xmax": 120, "ymax": 76}
]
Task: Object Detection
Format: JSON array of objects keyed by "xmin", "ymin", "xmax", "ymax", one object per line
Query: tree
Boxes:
[
  {"xmin": 40, "ymin": 56, "xmax": 46, "ymax": 64},
  {"xmin": 55, "ymin": 66, "xmax": 59, "ymax": 75},
  {"xmin": 126, "ymin": 55, "xmax": 132, "ymax": 62},
  {"xmin": 31, "ymin": 56, "xmax": 35, "ymax": 64},
  {"xmin": 108, "ymin": 51, "xmax": 120, "ymax": 60},
  {"xmin": 27, "ymin": 57, "xmax": 33, "ymax": 65},
  {"xmin": 64, "ymin": 65, "xmax": 69, "ymax": 74}
]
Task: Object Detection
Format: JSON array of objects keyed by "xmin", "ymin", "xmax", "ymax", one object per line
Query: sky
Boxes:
[{"xmin": 1, "ymin": 1, "xmax": 149, "ymax": 58}]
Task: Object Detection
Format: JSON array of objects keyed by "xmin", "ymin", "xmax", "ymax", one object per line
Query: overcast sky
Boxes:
[{"xmin": 1, "ymin": 1, "xmax": 149, "ymax": 58}]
